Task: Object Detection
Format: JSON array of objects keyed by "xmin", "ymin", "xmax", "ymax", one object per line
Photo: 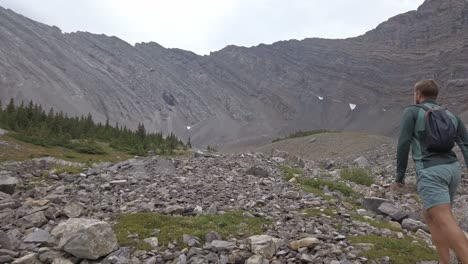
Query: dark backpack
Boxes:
[{"xmin": 413, "ymin": 104, "xmax": 456, "ymax": 152}]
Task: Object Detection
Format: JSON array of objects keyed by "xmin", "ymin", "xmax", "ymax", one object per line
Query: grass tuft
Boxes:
[
  {"xmin": 340, "ymin": 168, "xmax": 374, "ymax": 186},
  {"xmin": 279, "ymin": 165, "xmax": 303, "ymax": 180},
  {"xmin": 113, "ymin": 211, "xmax": 270, "ymax": 250},
  {"xmin": 349, "ymin": 235, "xmax": 438, "ymax": 264},
  {"xmin": 300, "ymin": 178, "xmax": 355, "ymax": 197}
]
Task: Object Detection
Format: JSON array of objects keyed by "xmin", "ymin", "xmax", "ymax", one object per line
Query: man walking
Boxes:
[{"xmin": 394, "ymin": 80, "xmax": 468, "ymax": 263}]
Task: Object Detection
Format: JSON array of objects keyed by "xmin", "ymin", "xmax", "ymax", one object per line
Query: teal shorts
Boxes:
[{"xmin": 416, "ymin": 162, "xmax": 461, "ymax": 210}]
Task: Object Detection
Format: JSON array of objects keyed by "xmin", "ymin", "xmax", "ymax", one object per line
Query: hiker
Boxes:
[{"xmin": 393, "ymin": 80, "xmax": 468, "ymax": 263}]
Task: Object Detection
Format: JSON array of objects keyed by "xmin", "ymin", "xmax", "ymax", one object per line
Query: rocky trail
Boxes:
[{"xmin": 0, "ymin": 145, "xmax": 467, "ymax": 264}]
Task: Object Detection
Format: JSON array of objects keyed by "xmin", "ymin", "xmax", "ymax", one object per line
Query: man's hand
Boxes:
[{"xmin": 392, "ymin": 182, "xmax": 405, "ymax": 189}]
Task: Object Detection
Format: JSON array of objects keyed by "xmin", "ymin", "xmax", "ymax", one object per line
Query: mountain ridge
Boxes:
[{"xmin": 1, "ymin": 0, "xmax": 467, "ymax": 148}]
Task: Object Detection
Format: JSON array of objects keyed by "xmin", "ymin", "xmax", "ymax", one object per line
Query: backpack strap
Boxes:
[
  {"xmin": 411, "ymin": 104, "xmax": 432, "ymax": 112},
  {"xmin": 411, "ymin": 104, "xmax": 446, "ymax": 112}
]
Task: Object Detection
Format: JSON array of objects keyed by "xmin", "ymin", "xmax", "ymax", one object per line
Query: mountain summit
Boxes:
[{"xmin": 0, "ymin": 0, "xmax": 467, "ymax": 147}]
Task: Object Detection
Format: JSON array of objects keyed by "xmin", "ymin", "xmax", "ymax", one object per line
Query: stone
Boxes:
[
  {"xmin": 0, "ymin": 230, "xmax": 13, "ymax": 250},
  {"xmin": 0, "ymin": 249, "xmax": 19, "ymax": 258},
  {"xmin": 51, "ymin": 258, "xmax": 74, "ymax": 264},
  {"xmin": 143, "ymin": 237, "xmax": 159, "ymax": 248},
  {"xmin": 247, "ymin": 235, "xmax": 278, "ymax": 259},
  {"xmin": 245, "ymin": 255, "xmax": 269, "ymax": 264},
  {"xmin": 0, "ymin": 175, "xmax": 18, "ymax": 195},
  {"xmin": 289, "ymin": 237, "xmax": 320, "ymax": 251},
  {"xmin": 23, "ymin": 229, "xmax": 50, "ymax": 243},
  {"xmin": 0, "ymin": 255, "xmax": 14, "ymax": 263},
  {"xmin": 377, "ymin": 202, "xmax": 408, "ymax": 221},
  {"xmin": 353, "ymin": 157, "xmax": 370, "ymax": 168},
  {"xmin": 288, "ymin": 177, "xmax": 298, "ymax": 183},
  {"xmin": 401, "ymin": 218, "xmax": 427, "ymax": 232},
  {"xmin": 63, "ymin": 201, "xmax": 85, "ymax": 218},
  {"xmin": 460, "ymin": 210, "xmax": 468, "ymax": 232},
  {"xmin": 163, "ymin": 205, "xmax": 185, "ymax": 215},
  {"xmin": 300, "ymin": 254, "xmax": 315, "ymax": 263},
  {"xmin": 18, "ymin": 211, "xmax": 48, "ymax": 228},
  {"xmin": 205, "ymin": 231, "xmax": 222, "ymax": 243},
  {"xmin": 415, "ymin": 229, "xmax": 432, "ymax": 245},
  {"xmin": 246, "ymin": 166, "xmax": 269, "ymax": 178},
  {"xmin": 51, "ymin": 218, "xmax": 118, "ymax": 260},
  {"xmin": 100, "ymin": 247, "xmax": 132, "ymax": 264},
  {"xmin": 109, "ymin": 180, "xmax": 127, "ymax": 185},
  {"xmin": 362, "ymin": 197, "xmax": 393, "ymax": 214},
  {"xmin": 0, "ymin": 199, "xmax": 20, "ymax": 210},
  {"xmin": 210, "ymin": 240, "xmax": 236, "ymax": 252},
  {"xmin": 11, "ymin": 254, "xmax": 41, "ymax": 264}
]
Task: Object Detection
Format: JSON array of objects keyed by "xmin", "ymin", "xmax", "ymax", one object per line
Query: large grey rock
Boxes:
[
  {"xmin": 51, "ymin": 218, "xmax": 118, "ymax": 260},
  {"xmin": 401, "ymin": 218, "xmax": 428, "ymax": 232},
  {"xmin": 205, "ymin": 231, "xmax": 222, "ymax": 243},
  {"xmin": 11, "ymin": 254, "xmax": 41, "ymax": 264},
  {"xmin": 245, "ymin": 255, "xmax": 269, "ymax": 264},
  {"xmin": 18, "ymin": 211, "xmax": 48, "ymax": 228},
  {"xmin": 362, "ymin": 197, "xmax": 393, "ymax": 214},
  {"xmin": 247, "ymin": 235, "xmax": 278, "ymax": 259},
  {"xmin": 63, "ymin": 201, "xmax": 85, "ymax": 218},
  {"xmin": 353, "ymin": 157, "xmax": 370, "ymax": 168},
  {"xmin": 0, "ymin": 175, "xmax": 18, "ymax": 195},
  {"xmin": 23, "ymin": 229, "xmax": 50, "ymax": 243},
  {"xmin": 0, "ymin": 230, "xmax": 13, "ymax": 250},
  {"xmin": 289, "ymin": 237, "xmax": 320, "ymax": 251},
  {"xmin": 210, "ymin": 240, "xmax": 236, "ymax": 252},
  {"xmin": 377, "ymin": 202, "xmax": 408, "ymax": 221}
]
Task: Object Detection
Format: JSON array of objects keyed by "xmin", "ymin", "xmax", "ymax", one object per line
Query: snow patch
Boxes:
[
  {"xmin": 186, "ymin": 126, "xmax": 192, "ymax": 130},
  {"xmin": 317, "ymin": 96, "xmax": 324, "ymax": 100},
  {"xmin": 349, "ymin": 104, "xmax": 357, "ymax": 110}
]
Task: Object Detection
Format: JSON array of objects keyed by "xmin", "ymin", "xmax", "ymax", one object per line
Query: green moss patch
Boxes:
[
  {"xmin": 349, "ymin": 235, "xmax": 438, "ymax": 264},
  {"xmin": 113, "ymin": 211, "xmax": 270, "ymax": 250},
  {"xmin": 350, "ymin": 213, "xmax": 402, "ymax": 232},
  {"xmin": 300, "ymin": 178, "xmax": 355, "ymax": 197}
]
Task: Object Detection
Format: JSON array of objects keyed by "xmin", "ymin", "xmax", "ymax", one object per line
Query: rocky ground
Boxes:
[{"xmin": 0, "ymin": 145, "xmax": 467, "ymax": 264}]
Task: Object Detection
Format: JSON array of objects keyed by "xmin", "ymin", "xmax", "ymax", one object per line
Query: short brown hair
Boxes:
[{"xmin": 415, "ymin": 80, "xmax": 439, "ymax": 99}]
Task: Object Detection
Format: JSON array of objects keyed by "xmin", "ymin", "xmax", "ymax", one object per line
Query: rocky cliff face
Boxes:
[{"xmin": 1, "ymin": 0, "xmax": 468, "ymax": 147}]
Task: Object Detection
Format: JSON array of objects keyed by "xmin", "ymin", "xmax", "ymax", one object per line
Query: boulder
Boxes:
[
  {"xmin": 51, "ymin": 258, "xmax": 74, "ymax": 264},
  {"xmin": 163, "ymin": 205, "xmax": 185, "ymax": 215},
  {"xmin": 245, "ymin": 255, "xmax": 269, "ymax": 264},
  {"xmin": 401, "ymin": 218, "xmax": 428, "ymax": 232},
  {"xmin": 11, "ymin": 254, "xmax": 41, "ymax": 264},
  {"xmin": 205, "ymin": 231, "xmax": 222, "ymax": 243},
  {"xmin": 63, "ymin": 201, "xmax": 85, "ymax": 218},
  {"xmin": 0, "ymin": 230, "xmax": 13, "ymax": 250},
  {"xmin": 18, "ymin": 211, "xmax": 48, "ymax": 228},
  {"xmin": 362, "ymin": 197, "xmax": 393, "ymax": 214},
  {"xmin": 143, "ymin": 237, "xmax": 158, "ymax": 248},
  {"xmin": 210, "ymin": 240, "xmax": 236, "ymax": 252},
  {"xmin": 353, "ymin": 157, "xmax": 370, "ymax": 168},
  {"xmin": 51, "ymin": 218, "xmax": 118, "ymax": 260},
  {"xmin": 377, "ymin": 202, "xmax": 408, "ymax": 221},
  {"xmin": 23, "ymin": 229, "xmax": 50, "ymax": 243},
  {"xmin": 0, "ymin": 175, "xmax": 18, "ymax": 195},
  {"xmin": 247, "ymin": 235, "xmax": 278, "ymax": 259},
  {"xmin": 289, "ymin": 237, "xmax": 320, "ymax": 251}
]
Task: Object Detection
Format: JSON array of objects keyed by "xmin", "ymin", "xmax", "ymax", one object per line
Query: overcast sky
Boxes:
[{"xmin": 0, "ymin": 0, "xmax": 424, "ymax": 55}]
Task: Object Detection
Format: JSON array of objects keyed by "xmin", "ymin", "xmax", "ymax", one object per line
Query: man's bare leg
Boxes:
[
  {"xmin": 423, "ymin": 208, "xmax": 450, "ymax": 264},
  {"xmin": 427, "ymin": 204, "xmax": 468, "ymax": 263}
]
